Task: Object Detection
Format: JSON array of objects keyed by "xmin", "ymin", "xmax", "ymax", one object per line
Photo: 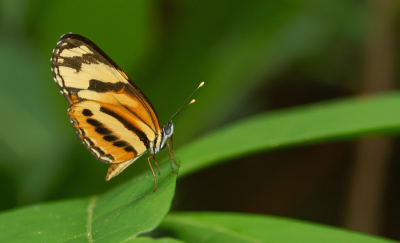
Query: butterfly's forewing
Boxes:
[
  {"xmin": 51, "ymin": 33, "xmax": 161, "ymax": 179},
  {"xmin": 51, "ymin": 33, "xmax": 161, "ymax": 135}
]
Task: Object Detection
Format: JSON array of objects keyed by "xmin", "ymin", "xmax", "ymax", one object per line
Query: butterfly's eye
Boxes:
[
  {"xmin": 164, "ymin": 126, "xmax": 171, "ymax": 135},
  {"xmin": 164, "ymin": 122, "xmax": 173, "ymax": 136}
]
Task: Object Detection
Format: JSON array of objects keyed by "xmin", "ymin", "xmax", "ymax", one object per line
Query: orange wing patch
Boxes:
[{"xmin": 68, "ymin": 100, "xmax": 149, "ymax": 164}]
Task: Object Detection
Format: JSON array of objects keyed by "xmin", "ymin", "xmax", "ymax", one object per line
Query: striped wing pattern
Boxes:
[
  {"xmin": 50, "ymin": 33, "xmax": 161, "ymax": 179},
  {"xmin": 68, "ymin": 101, "xmax": 148, "ymax": 163}
]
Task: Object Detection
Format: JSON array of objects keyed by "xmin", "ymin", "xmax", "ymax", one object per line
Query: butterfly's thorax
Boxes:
[{"xmin": 149, "ymin": 132, "xmax": 162, "ymax": 155}]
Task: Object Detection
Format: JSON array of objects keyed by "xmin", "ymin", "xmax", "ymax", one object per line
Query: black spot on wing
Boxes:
[
  {"xmin": 58, "ymin": 56, "xmax": 84, "ymax": 72},
  {"xmin": 103, "ymin": 135, "xmax": 119, "ymax": 142},
  {"xmin": 87, "ymin": 118, "xmax": 103, "ymax": 127},
  {"xmin": 82, "ymin": 109, "xmax": 93, "ymax": 116},
  {"xmin": 113, "ymin": 141, "xmax": 129, "ymax": 147},
  {"xmin": 95, "ymin": 127, "xmax": 112, "ymax": 135},
  {"xmin": 88, "ymin": 79, "xmax": 125, "ymax": 93},
  {"xmin": 86, "ymin": 118, "xmax": 112, "ymax": 135},
  {"xmin": 100, "ymin": 106, "xmax": 151, "ymax": 149},
  {"xmin": 124, "ymin": 146, "xmax": 136, "ymax": 153}
]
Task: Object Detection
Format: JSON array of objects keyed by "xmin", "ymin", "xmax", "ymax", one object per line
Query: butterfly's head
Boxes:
[{"xmin": 161, "ymin": 121, "xmax": 174, "ymax": 149}]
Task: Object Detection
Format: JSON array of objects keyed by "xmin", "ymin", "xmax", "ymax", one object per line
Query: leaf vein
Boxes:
[{"xmin": 86, "ymin": 196, "xmax": 98, "ymax": 243}]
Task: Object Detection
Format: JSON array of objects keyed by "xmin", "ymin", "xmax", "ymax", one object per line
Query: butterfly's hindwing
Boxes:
[{"xmin": 68, "ymin": 100, "xmax": 151, "ymax": 164}]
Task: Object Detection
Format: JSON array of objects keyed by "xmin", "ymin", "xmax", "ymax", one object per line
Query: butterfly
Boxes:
[{"xmin": 50, "ymin": 33, "xmax": 203, "ymax": 191}]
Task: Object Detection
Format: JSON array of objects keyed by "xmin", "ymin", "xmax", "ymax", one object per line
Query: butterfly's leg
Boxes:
[
  {"xmin": 153, "ymin": 155, "xmax": 161, "ymax": 175},
  {"xmin": 147, "ymin": 155, "xmax": 157, "ymax": 192},
  {"xmin": 166, "ymin": 138, "xmax": 172, "ymax": 162},
  {"xmin": 167, "ymin": 138, "xmax": 179, "ymax": 175},
  {"xmin": 170, "ymin": 137, "xmax": 180, "ymax": 167}
]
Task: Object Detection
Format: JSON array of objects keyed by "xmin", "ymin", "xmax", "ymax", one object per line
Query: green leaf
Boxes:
[
  {"xmin": 161, "ymin": 212, "xmax": 396, "ymax": 243},
  {"xmin": 0, "ymin": 161, "xmax": 178, "ymax": 243},
  {"xmin": 124, "ymin": 237, "xmax": 184, "ymax": 243},
  {"xmin": 175, "ymin": 92, "xmax": 400, "ymax": 176}
]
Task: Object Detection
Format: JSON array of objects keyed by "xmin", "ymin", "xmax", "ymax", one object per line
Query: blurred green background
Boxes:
[{"xmin": 0, "ymin": 0, "xmax": 399, "ymax": 241}]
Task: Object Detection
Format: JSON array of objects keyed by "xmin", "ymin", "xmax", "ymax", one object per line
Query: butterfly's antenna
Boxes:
[{"xmin": 169, "ymin": 82, "xmax": 204, "ymax": 122}]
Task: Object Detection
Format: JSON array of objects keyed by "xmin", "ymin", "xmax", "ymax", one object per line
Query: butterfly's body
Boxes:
[{"xmin": 51, "ymin": 33, "xmax": 201, "ymax": 191}]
